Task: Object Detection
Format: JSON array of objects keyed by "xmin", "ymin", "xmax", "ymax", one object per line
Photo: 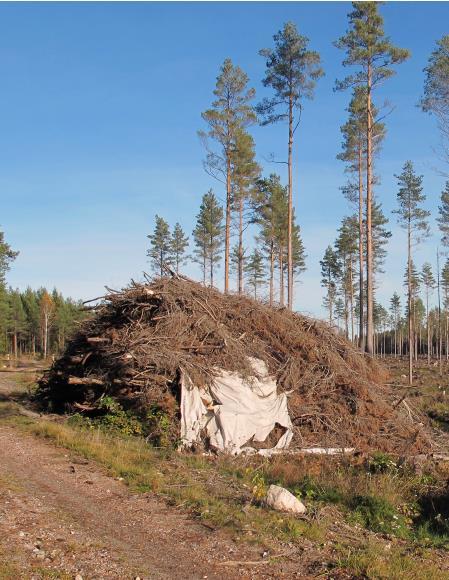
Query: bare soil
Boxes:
[{"xmin": 0, "ymin": 373, "xmax": 334, "ymax": 579}]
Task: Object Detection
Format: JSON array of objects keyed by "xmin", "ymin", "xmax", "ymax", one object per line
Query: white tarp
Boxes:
[{"xmin": 180, "ymin": 358, "xmax": 293, "ymax": 455}]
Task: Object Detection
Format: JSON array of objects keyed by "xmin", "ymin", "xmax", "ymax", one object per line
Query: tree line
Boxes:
[{"xmin": 0, "ymin": 231, "xmax": 84, "ymax": 358}]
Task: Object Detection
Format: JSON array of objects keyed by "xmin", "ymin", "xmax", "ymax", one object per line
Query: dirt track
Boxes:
[{"xmin": 0, "ymin": 375, "xmax": 308, "ymax": 579}]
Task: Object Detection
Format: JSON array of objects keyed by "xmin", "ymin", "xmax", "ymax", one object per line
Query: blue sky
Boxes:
[{"xmin": 2, "ymin": 1, "xmax": 449, "ymax": 317}]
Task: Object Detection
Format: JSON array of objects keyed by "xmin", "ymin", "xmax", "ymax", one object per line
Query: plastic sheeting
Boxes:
[{"xmin": 180, "ymin": 358, "xmax": 293, "ymax": 455}]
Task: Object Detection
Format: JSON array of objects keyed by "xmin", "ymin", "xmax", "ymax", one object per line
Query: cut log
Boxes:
[
  {"xmin": 68, "ymin": 376, "xmax": 104, "ymax": 386},
  {"xmin": 86, "ymin": 337, "xmax": 111, "ymax": 344}
]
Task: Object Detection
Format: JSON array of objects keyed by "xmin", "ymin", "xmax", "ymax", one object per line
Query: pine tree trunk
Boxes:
[
  {"xmin": 202, "ymin": 249, "xmax": 206, "ymax": 286},
  {"xmin": 224, "ymin": 153, "xmax": 231, "ymax": 294},
  {"xmin": 287, "ymin": 95, "xmax": 294, "ymax": 311},
  {"xmin": 269, "ymin": 240, "xmax": 274, "ymax": 307},
  {"xmin": 427, "ymin": 289, "xmax": 431, "ymax": 366},
  {"xmin": 349, "ymin": 258, "xmax": 355, "ymax": 343},
  {"xmin": 366, "ymin": 64, "xmax": 374, "ymax": 355},
  {"xmin": 408, "ymin": 224, "xmax": 413, "ymax": 386},
  {"xmin": 43, "ymin": 314, "xmax": 48, "ymax": 359},
  {"xmin": 344, "ymin": 259, "xmax": 349, "ymax": 339},
  {"xmin": 358, "ymin": 146, "xmax": 365, "ymax": 351},
  {"xmin": 238, "ymin": 197, "xmax": 244, "ymax": 295},
  {"xmin": 210, "ymin": 254, "xmax": 214, "ymax": 288},
  {"xmin": 279, "ymin": 250, "xmax": 284, "ymax": 307},
  {"xmin": 446, "ymin": 308, "xmax": 448, "ymax": 361}
]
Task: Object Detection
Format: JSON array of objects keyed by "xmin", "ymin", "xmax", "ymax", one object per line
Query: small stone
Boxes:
[
  {"xmin": 75, "ymin": 575, "xmax": 83, "ymax": 580},
  {"xmin": 265, "ymin": 485, "xmax": 307, "ymax": 515},
  {"xmin": 18, "ymin": 531, "xmax": 25, "ymax": 538}
]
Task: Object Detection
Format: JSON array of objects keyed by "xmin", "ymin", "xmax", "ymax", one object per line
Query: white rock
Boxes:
[{"xmin": 265, "ymin": 485, "xmax": 306, "ymax": 514}]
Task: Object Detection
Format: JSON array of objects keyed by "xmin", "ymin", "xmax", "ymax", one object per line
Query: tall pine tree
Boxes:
[
  {"xmin": 257, "ymin": 22, "xmax": 323, "ymax": 310},
  {"xmin": 336, "ymin": 1, "xmax": 409, "ymax": 354},
  {"xmin": 200, "ymin": 59, "xmax": 256, "ymax": 293},
  {"xmin": 171, "ymin": 223, "xmax": 189, "ymax": 274},
  {"xmin": 394, "ymin": 161, "xmax": 430, "ymax": 384},
  {"xmin": 147, "ymin": 215, "xmax": 172, "ymax": 276},
  {"xmin": 192, "ymin": 191, "xmax": 224, "ymax": 287}
]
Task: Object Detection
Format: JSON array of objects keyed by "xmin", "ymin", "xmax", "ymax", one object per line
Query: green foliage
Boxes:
[
  {"xmin": 250, "ymin": 470, "xmax": 267, "ymax": 501},
  {"xmin": 394, "ymin": 161, "xmax": 430, "ymax": 242},
  {"xmin": 257, "ymin": 21, "xmax": 324, "ymax": 125},
  {"xmin": 349, "ymin": 495, "xmax": 409, "ymax": 537},
  {"xmin": 192, "ymin": 190, "xmax": 224, "ymax": 286},
  {"xmin": 146, "ymin": 404, "xmax": 171, "ymax": 447},
  {"xmin": 147, "ymin": 215, "xmax": 172, "ymax": 276},
  {"xmin": 293, "ymin": 475, "xmax": 344, "ymax": 504},
  {"xmin": 170, "ymin": 223, "xmax": 189, "ymax": 274},
  {"xmin": 68, "ymin": 397, "xmax": 144, "ymax": 437},
  {"xmin": 367, "ymin": 451, "xmax": 398, "ymax": 474},
  {"xmin": 437, "ymin": 181, "xmax": 449, "ymax": 248},
  {"xmin": 200, "ymin": 58, "xmax": 256, "ymax": 184},
  {"xmin": 244, "ymin": 247, "xmax": 266, "ymax": 299},
  {"xmin": 320, "ymin": 245, "xmax": 341, "ymax": 323},
  {"xmin": 335, "ymin": 2, "xmax": 409, "ymax": 92},
  {"xmin": 0, "ymin": 285, "xmax": 84, "ymax": 356},
  {"xmin": 0, "ymin": 229, "xmax": 19, "ymax": 286},
  {"xmin": 421, "ymin": 35, "xmax": 449, "ymax": 121}
]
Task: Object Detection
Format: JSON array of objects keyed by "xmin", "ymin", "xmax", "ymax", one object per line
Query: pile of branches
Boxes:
[{"xmin": 38, "ymin": 276, "xmax": 431, "ymax": 453}]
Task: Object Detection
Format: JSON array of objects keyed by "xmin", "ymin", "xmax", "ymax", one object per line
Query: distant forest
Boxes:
[{"xmin": 0, "ymin": 232, "xmax": 84, "ymax": 358}]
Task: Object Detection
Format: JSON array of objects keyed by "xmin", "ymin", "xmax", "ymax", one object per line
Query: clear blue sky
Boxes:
[{"xmin": 2, "ymin": 1, "xmax": 449, "ymax": 317}]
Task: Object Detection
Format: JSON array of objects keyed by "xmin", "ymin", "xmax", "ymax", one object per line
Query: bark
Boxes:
[
  {"xmin": 43, "ymin": 314, "xmax": 48, "ymax": 359},
  {"xmin": 269, "ymin": 239, "xmax": 274, "ymax": 307},
  {"xmin": 358, "ymin": 146, "xmax": 365, "ymax": 351},
  {"xmin": 426, "ymin": 289, "xmax": 431, "ymax": 366},
  {"xmin": 13, "ymin": 332, "xmax": 17, "ymax": 359},
  {"xmin": 366, "ymin": 64, "xmax": 374, "ymax": 355},
  {"xmin": 287, "ymin": 94, "xmax": 293, "ymax": 311},
  {"xmin": 408, "ymin": 223, "xmax": 413, "ymax": 385},
  {"xmin": 238, "ymin": 197, "xmax": 244, "ymax": 294},
  {"xmin": 349, "ymin": 259, "xmax": 355, "ymax": 343},
  {"xmin": 224, "ymin": 153, "xmax": 231, "ymax": 293},
  {"xmin": 279, "ymin": 250, "xmax": 284, "ymax": 307}
]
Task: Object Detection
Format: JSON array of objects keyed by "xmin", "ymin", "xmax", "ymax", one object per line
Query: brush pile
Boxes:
[{"xmin": 38, "ymin": 276, "xmax": 430, "ymax": 454}]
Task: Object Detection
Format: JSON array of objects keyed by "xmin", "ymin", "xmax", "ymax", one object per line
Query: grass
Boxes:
[
  {"xmin": 2, "ymin": 371, "xmax": 449, "ymax": 578},
  {"xmin": 338, "ymin": 540, "xmax": 447, "ymax": 580}
]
